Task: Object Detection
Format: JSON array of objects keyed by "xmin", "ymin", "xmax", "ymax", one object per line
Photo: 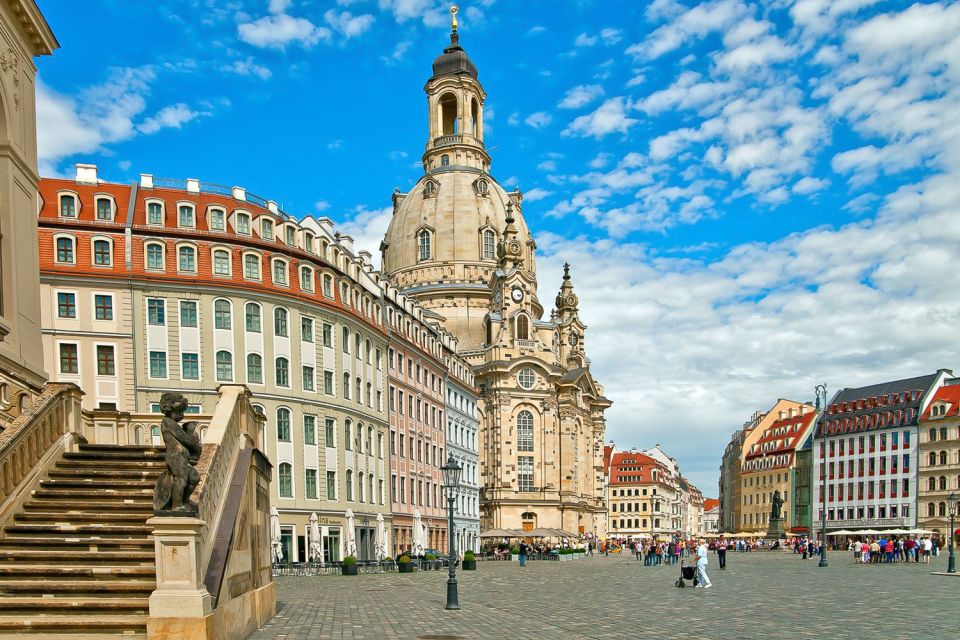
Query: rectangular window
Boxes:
[
  {"xmin": 179, "ymin": 301, "xmax": 198, "ymax": 328},
  {"xmin": 236, "ymin": 214, "xmax": 250, "ymax": 234},
  {"xmin": 326, "ymin": 471, "xmax": 336, "ymax": 500},
  {"xmin": 285, "ymin": 226, "xmax": 296, "ymax": 245},
  {"xmin": 56, "ymin": 237, "xmax": 74, "ymax": 263},
  {"xmin": 147, "ymin": 202, "xmax": 163, "ymax": 224},
  {"xmin": 302, "ymin": 366, "xmax": 315, "ymax": 391},
  {"xmin": 59, "ymin": 195, "xmax": 76, "ymax": 217},
  {"xmin": 902, "ymin": 430, "xmax": 910, "ymax": 446},
  {"xmin": 902, "ymin": 454, "xmax": 909, "ymax": 473},
  {"xmin": 213, "ymin": 251, "xmax": 230, "ymax": 275},
  {"xmin": 305, "ymin": 469, "xmax": 317, "ymax": 500},
  {"xmin": 518, "ymin": 456, "xmax": 534, "ymax": 491},
  {"xmin": 94, "ymin": 294, "xmax": 114, "ymax": 320},
  {"xmin": 261, "ymin": 219, "xmax": 273, "ymax": 240},
  {"xmin": 301, "ymin": 318, "xmax": 314, "ymax": 342},
  {"xmin": 322, "ymin": 274, "xmax": 333, "ymax": 298},
  {"xmin": 57, "ymin": 292, "xmax": 76, "ymax": 318},
  {"xmin": 149, "ymin": 351, "xmax": 167, "ymax": 378},
  {"xmin": 324, "ymin": 370, "xmax": 334, "ymax": 395},
  {"xmin": 96, "ymin": 198, "xmax": 112, "ymax": 220},
  {"xmin": 59, "ymin": 343, "xmax": 79, "ymax": 374},
  {"xmin": 325, "ymin": 418, "xmax": 335, "ymax": 448},
  {"xmin": 181, "ymin": 353, "xmax": 200, "ymax": 380},
  {"xmin": 147, "ymin": 299, "xmax": 165, "ymax": 325},
  {"xmin": 179, "ymin": 205, "xmax": 194, "ymax": 228},
  {"xmin": 322, "ymin": 323, "xmax": 333, "ymax": 347},
  {"xmin": 94, "ymin": 344, "xmax": 115, "ymax": 375}
]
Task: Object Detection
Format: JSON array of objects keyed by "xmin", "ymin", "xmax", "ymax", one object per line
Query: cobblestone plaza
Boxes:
[{"xmin": 252, "ymin": 552, "xmax": 959, "ymax": 639}]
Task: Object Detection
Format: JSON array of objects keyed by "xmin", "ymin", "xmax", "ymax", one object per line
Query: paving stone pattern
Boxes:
[{"xmin": 252, "ymin": 551, "xmax": 960, "ymax": 640}]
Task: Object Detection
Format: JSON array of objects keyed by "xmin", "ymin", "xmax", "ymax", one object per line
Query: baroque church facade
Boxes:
[{"xmin": 381, "ymin": 15, "xmax": 611, "ymax": 537}]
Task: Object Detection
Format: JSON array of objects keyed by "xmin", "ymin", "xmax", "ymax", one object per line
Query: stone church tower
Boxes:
[{"xmin": 382, "ymin": 11, "xmax": 611, "ymax": 537}]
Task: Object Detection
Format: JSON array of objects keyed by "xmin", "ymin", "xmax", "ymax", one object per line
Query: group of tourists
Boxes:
[{"xmin": 849, "ymin": 537, "xmax": 938, "ymax": 563}]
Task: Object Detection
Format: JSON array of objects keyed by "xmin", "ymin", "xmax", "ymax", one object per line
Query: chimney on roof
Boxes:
[
  {"xmin": 339, "ymin": 234, "xmax": 355, "ymax": 254},
  {"xmin": 232, "ymin": 186, "xmax": 246, "ymax": 201},
  {"xmin": 186, "ymin": 178, "xmax": 200, "ymax": 194},
  {"xmin": 788, "ymin": 408, "xmax": 796, "ymax": 418},
  {"xmin": 316, "ymin": 217, "xmax": 335, "ymax": 236},
  {"xmin": 75, "ymin": 163, "xmax": 98, "ymax": 184},
  {"xmin": 267, "ymin": 200, "xmax": 279, "ymax": 214},
  {"xmin": 139, "ymin": 173, "xmax": 153, "ymax": 188},
  {"xmin": 359, "ymin": 250, "xmax": 373, "ymax": 268},
  {"xmin": 778, "ymin": 410, "xmax": 786, "ymax": 420}
]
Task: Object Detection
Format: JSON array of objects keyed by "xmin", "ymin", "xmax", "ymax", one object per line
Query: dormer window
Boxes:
[
  {"xmin": 243, "ymin": 253, "xmax": 261, "ymax": 280},
  {"xmin": 261, "ymin": 219, "xmax": 274, "ymax": 240},
  {"xmin": 284, "ymin": 225, "xmax": 296, "ymax": 246},
  {"xmin": 92, "ymin": 238, "xmax": 112, "ymax": 266},
  {"xmin": 59, "ymin": 194, "xmax": 77, "ymax": 218},
  {"xmin": 178, "ymin": 245, "xmax": 197, "ymax": 273},
  {"xmin": 303, "ymin": 232, "xmax": 314, "ymax": 253},
  {"xmin": 147, "ymin": 202, "xmax": 163, "ymax": 225},
  {"xmin": 423, "ymin": 179, "xmax": 439, "ymax": 198},
  {"xmin": 236, "ymin": 213, "xmax": 250, "ymax": 234},
  {"xmin": 272, "ymin": 259, "xmax": 288, "ymax": 286},
  {"xmin": 95, "ymin": 197, "xmax": 113, "ymax": 221},
  {"xmin": 210, "ymin": 208, "xmax": 226, "ymax": 231},
  {"xmin": 300, "ymin": 266, "xmax": 314, "ymax": 291},
  {"xmin": 474, "ymin": 178, "xmax": 489, "ymax": 196},
  {"xmin": 178, "ymin": 205, "xmax": 195, "ymax": 228},
  {"xmin": 213, "ymin": 248, "xmax": 231, "ymax": 276}
]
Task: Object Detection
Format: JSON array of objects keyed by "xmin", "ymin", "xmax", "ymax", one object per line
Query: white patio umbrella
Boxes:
[
  {"xmin": 309, "ymin": 512, "xmax": 323, "ymax": 563},
  {"xmin": 375, "ymin": 513, "xmax": 388, "ymax": 561},
  {"xmin": 344, "ymin": 508, "xmax": 358, "ymax": 558},
  {"xmin": 270, "ymin": 506, "xmax": 283, "ymax": 563},
  {"xmin": 412, "ymin": 509, "xmax": 424, "ymax": 556}
]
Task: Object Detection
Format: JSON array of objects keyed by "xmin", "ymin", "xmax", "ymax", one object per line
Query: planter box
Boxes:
[
  {"xmin": 510, "ymin": 554, "xmax": 518, "ymax": 562},
  {"xmin": 398, "ymin": 562, "xmax": 413, "ymax": 573},
  {"xmin": 342, "ymin": 564, "xmax": 358, "ymax": 576},
  {"xmin": 462, "ymin": 560, "xmax": 477, "ymax": 571}
]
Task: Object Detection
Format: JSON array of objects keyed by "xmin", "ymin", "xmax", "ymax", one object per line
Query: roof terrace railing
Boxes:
[{"xmin": 151, "ymin": 177, "xmax": 293, "ymax": 220}]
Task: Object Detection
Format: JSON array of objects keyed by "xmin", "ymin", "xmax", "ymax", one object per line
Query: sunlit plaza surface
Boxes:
[{"xmin": 252, "ymin": 552, "xmax": 959, "ymax": 639}]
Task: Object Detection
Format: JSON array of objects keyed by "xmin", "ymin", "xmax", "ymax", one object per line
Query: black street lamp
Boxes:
[
  {"xmin": 815, "ymin": 384, "xmax": 829, "ymax": 568},
  {"xmin": 947, "ymin": 491, "xmax": 957, "ymax": 574},
  {"xmin": 441, "ymin": 454, "xmax": 463, "ymax": 610}
]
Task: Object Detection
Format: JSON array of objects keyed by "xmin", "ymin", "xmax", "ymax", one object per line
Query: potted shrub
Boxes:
[
  {"xmin": 509, "ymin": 546, "xmax": 519, "ymax": 562},
  {"xmin": 398, "ymin": 555, "xmax": 413, "ymax": 573},
  {"xmin": 341, "ymin": 555, "xmax": 358, "ymax": 576},
  {"xmin": 424, "ymin": 553, "xmax": 437, "ymax": 570},
  {"xmin": 462, "ymin": 550, "xmax": 477, "ymax": 571}
]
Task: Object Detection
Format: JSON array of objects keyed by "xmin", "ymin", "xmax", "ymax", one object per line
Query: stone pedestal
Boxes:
[
  {"xmin": 147, "ymin": 516, "xmax": 212, "ymax": 619},
  {"xmin": 765, "ymin": 516, "xmax": 786, "ymax": 541}
]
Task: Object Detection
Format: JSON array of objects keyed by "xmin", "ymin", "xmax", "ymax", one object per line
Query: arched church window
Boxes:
[
  {"xmin": 439, "ymin": 92, "xmax": 458, "ymax": 135},
  {"xmin": 517, "ymin": 411, "xmax": 534, "ymax": 451},
  {"xmin": 471, "ymin": 98, "xmax": 479, "ymax": 137},
  {"xmin": 418, "ymin": 230, "xmax": 432, "ymax": 261},
  {"xmin": 482, "ymin": 230, "xmax": 496, "ymax": 259},
  {"xmin": 516, "ymin": 315, "xmax": 529, "ymax": 340}
]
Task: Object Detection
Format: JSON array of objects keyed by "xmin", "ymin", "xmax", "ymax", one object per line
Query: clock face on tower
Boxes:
[{"xmin": 511, "ymin": 287, "xmax": 524, "ymax": 303}]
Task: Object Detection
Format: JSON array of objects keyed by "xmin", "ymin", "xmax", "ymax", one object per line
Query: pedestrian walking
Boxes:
[
  {"xmin": 695, "ymin": 539, "xmax": 712, "ymax": 589},
  {"xmin": 519, "ymin": 541, "xmax": 528, "ymax": 567},
  {"xmin": 717, "ymin": 535, "xmax": 727, "ymax": 570}
]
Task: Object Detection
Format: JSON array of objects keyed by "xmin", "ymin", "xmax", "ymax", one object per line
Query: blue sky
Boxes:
[{"xmin": 36, "ymin": 0, "xmax": 960, "ymax": 494}]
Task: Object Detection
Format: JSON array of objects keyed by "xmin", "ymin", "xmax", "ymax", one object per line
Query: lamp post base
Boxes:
[{"xmin": 445, "ymin": 578, "xmax": 460, "ymax": 610}]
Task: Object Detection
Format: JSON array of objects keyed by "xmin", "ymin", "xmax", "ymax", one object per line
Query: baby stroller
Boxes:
[{"xmin": 675, "ymin": 561, "xmax": 699, "ymax": 588}]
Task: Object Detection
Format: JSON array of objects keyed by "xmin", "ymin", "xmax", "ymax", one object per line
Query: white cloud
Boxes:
[
  {"xmin": 315, "ymin": 200, "xmax": 331, "ymax": 212},
  {"xmin": 537, "ymin": 160, "xmax": 557, "ymax": 172},
  {"xmin": 381, "ymin": 40, "xmax": 412, "ymax": 64},
  {"xmin": 237, "ymin": 13, "xmax": 331, "ymax": 49},
  {"xmin": 225, "ymin": 57, "xmax": 272, "ymax": 79},
  {"xmin": 600, "ymin": 28, "xmax": 623, "ymax": 45},
  {"xmin": 526, "ymin": 25, "xmax": 546, "ymax": 37},
  {"xmin": 377, "ymin": 0, "xmax": 445, "ymax": 27},
  {"xmin": 589, "ymin": 152, "xmax": 613, "ymax": 169},
  {"xmin": 563, "ymin": 97, "xmax": 638, "ymax": 139},
  {"xmin": 324, "ymin": 10, "xmax": 375, "ymax": 38},
  {"xmin": 338, "ymin": 205, "xmax": 393, "ymax": 267},
  {"xmin": 507, "ymin": 112, "xmax": 520, "ymax": 126},
  {"xmin": 792, "ymin": 176, "xmax": 830, "ymax": 195},
  {"xmin": 524, "ymin": 111, "xmax": 552, "ymax": 129},
  {"xmin": 137, "ymin": 103, "xmax": 206, "ymax": 134},
  {"xmin": 574, "ymin": 33, "xmax": 597, "ymax": 47},
  {"xmin": 558, "ymin": 84, "xmax": 605, "ymax": 109},
  {"xmin": 523, "ymin": 187, "xmax": 554, "ymax": 202},
  {"xmin": 268, "ymin": 0, "xmax": 292, "ymax": 13},
  {"xmin": 627, "ymin": 0, "xmax": 749, "ymax": 60}
]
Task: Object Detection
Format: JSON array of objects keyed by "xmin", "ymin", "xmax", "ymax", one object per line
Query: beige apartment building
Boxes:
[
  {"xmin": 738, "ymin": 399, "xmax": 816, "ymax": 533},
  {"xmin": 38, "ymin": 171, "xmax": 394, "ymax": 562},
  {"xmin": 918, "ymin": 382, "xmax": 960, "ymax": 542}
]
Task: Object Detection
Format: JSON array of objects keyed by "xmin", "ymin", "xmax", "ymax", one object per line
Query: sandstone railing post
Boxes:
[{"xmin": 147, "ymin": 516, "xmax": 212, "ymax": 633}]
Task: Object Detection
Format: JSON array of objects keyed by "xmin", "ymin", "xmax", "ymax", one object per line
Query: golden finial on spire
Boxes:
[{"xmin": 450, "ymin": 5, "xmax": 459, "ymax": 32}]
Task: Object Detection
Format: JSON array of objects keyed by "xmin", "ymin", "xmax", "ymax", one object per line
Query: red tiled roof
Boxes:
[
  {"xmin": 603, "ymin": 444, "xmax": 615, "ymax": 475},
  {"xmin": 703, "ymin": 498, "xmax": 719, "ymax": 511},
  {"xmin": 609, "ymin": 451, "xmax": 665, "ymax": 485},
  {"xmin": 920, "ymin": 384, "xmax": 960, "ymax": 420},
  {"xmin": 745, "ymin": 410, "xmax": 817, "ymax": 460}
]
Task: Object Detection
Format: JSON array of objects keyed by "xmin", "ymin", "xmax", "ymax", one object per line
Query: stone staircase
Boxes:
[{"xmin": 0, "ymin": 443, "xmax": 164, "ymax": 638}]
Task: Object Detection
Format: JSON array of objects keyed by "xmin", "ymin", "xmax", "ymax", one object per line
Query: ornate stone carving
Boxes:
[{"xmin": 153, "ymin": 392, "xmax": 202, "ymax": 515}]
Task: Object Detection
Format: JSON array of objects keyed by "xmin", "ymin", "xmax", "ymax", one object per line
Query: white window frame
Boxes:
[
  {"xmin": 145, "ymin": 198, "xmax": 165, "ymax": 225},
  {"xmin": 177, "ymin": 202, "xmax": 196, "ymax": 229},
  {"xmin": 176, "ymin": 242, "xmax": 198, "ymax": 274},
  {"xmin": 57, "ymin": 191, "xmax": 79, "ymax": 218},
  {"xmin": 144, "ymin": 240, "xmax": 166, "ymax": 271},
  {"xmin": 53, "ymin": 233, "xmax": 77, "ymax": 264},
  {"xmin": 211, "ymin": 246, "xmax": 232, "ymax": 277},
  {"xmin": 90, "ymin": 235, "xmax": 114, "ymax": 267},
  {"xmin": 93, "ymin": 194, "xmax": 116, "ymax": 222}
]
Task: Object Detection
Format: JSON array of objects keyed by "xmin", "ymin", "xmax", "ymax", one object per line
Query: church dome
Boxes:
[{"xmin": 382, "ymin": 169, "xmax": 534, "ymax": 288}]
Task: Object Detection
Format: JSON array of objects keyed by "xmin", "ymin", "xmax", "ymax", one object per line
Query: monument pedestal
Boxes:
[{"xmin": 765, "ymin": 516, "xmax": 786, "ymax": 541}]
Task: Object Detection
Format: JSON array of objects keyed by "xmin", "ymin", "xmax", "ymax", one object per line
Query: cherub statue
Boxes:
[{"xmin": 153, "ymin": 392, "xmax": 202, "ymax": 514}]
